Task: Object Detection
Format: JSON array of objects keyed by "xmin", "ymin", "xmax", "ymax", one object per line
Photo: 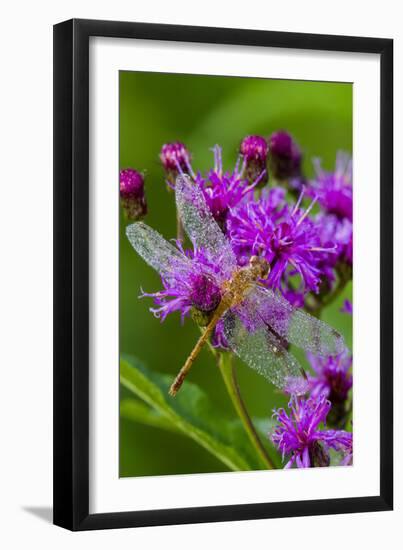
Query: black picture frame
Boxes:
[{"xmin": 53, "ymin": 18, "xmax": 393, "ymax": 531}]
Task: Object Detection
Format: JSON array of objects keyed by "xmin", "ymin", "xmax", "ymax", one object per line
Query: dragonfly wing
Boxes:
[
  {"xmin": 126, "ymin": 222, "xmax": 190, "ymax": 277},
  {"xmin": 223, "ymin": 306, "xmax": 308, "ymax": 394},
  {"xmin": 175, "ymin": 174, "xmax": 237, "ymax": 276},
  {"xmin": 248, "ymin": 285, "xmax": 346, "ymax": 357}
]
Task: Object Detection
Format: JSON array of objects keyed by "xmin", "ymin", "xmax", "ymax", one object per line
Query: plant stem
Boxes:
[{"xmin": 218, "ymin": 353, "xmax": 275, "ymax": 469}]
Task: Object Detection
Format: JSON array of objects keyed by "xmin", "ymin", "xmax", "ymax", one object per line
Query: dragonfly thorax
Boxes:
[{"xmin": 223, "ymin": 256, "xmax": 271, "ymax": 307}]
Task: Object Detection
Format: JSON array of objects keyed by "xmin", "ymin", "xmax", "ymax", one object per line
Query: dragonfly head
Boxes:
[{"xmin": 249, "ymin": 255, "xmax": 270, "ymax": 280}]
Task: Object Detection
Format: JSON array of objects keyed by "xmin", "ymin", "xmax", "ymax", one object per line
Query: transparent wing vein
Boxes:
[
  {"xmin": 175, "ymin": 175, "xmax": 237, "ymax": 275},
  {"xmin": 249, "ymin": 285, "xmax": 346, "ymax": 357},
  {"xmin": 223, "ymin": 306, "xmax": 307, "ymax": 394},
  {"xmin": 126, "ymin": 222, "xmax": 190, "ymax": 277}
]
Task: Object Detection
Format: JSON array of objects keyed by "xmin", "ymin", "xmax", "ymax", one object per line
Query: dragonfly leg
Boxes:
[
  {"xmin": 168, "ymin": 296, "xmax": 232, "ymax": 396},
  {"xmin": 169, "ymin": 319, "xmax": 217, "ymax": 396}
]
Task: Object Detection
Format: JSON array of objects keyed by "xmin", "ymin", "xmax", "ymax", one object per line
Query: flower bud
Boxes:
[
  {"xmin": 119, "ymin": 168, "xmax": 147, "ymax": 221},
  {"xmin": 160, "ymin": 142, "xmax": 191, "ymax": 185},
  {"xmin": 268, "ymin": 131, "xmax": 301, "ymax": 181},
  {"xmin": 240, "ymin": 135, "xmax": 268, "ymax": 183},
  {"xmin": 190, "ymin": 274, "xmax": 221, "ymax": 313}
]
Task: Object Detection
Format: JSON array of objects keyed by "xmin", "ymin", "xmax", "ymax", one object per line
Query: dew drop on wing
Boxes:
[
  {"xmin": 250, "ymin": 285, "xmax": 346, "ymax": 357},
  {"xmin": 126, "ymin": 222, "xmax": 190, "ymax": 277},
  {"xmin": 175, "ymin": 174, "xmax": 237, "ymax": 278},
  {"xmin": 222, "ymin": 303, "xmax": 309, "ymax": 395}
]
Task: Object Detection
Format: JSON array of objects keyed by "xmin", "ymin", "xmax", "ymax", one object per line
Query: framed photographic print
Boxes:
[{"xmin": 53, "ymin": 19, "xmax": 393, "ymax": 530}]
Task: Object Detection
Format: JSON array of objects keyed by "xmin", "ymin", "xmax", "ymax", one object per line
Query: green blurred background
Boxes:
[{"xmin": 119, "ymin": 71, "xmax": 353, "ymax": 477}]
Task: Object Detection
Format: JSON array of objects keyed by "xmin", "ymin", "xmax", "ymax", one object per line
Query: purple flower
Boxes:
[
  {"xmin": 192, "ymin": 145, "xmax": 265, "ymax": 226},
  {"xmin": 310, "ymin": 152, "xmax": 352, "ymax": 221},
  {"xmin": 119, "ymin": 168, "xmax": 147, "ymax": 221},
  {"xmin": 140, "ymin": 241, "xmax": 225, "ymax": 323},
  {"xmin": 307, "ymin": 351, "xmax": 352, "ymax": 427},
  {"xmin": 309, "ymin": 152, "xmax": 353, "ymax": 271},
  {"xmin": 226, "ymin": 186, "xmax": 286, "ymax": 258},
  {"xmin": 240, "ymin": 135, "xmax": 268, "ymax": 183},
  {"xmin": 315, "ymin": 212, "xmax": 353, "ymax": 274},
  {"xmin": 227, "ymin": 187, "xmax": 336, "ymax": 295},
  {"xmin": 268, "ymin": 131, "xmax": 302, "ymax": 181},
  {"xmin": 271, "ymin": 395, "xmax": 352, "ymax": 468},
  {"xmin": 160, "ymin": 142, "xmax": 192, "ymax": 185},
  {"xmin": 169, "ymin": 144, "xmax": 266, "ymax": 226}
]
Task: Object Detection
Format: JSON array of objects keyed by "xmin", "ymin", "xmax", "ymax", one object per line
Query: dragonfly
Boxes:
[{"xmin": 126, "ymin": 175, "xmax": 346, "ymax": 397}]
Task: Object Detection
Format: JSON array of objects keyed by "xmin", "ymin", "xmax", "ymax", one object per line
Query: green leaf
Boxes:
[
  {"xmin": 120, "ymin": 354, "xmax": 264, "ymax": 471},
  {"xmin": 120, "ymin": 397, "xmax": 282, "ymax": 469},
  {"xmin": 120, "ymin": 398, "xmax": 180, "ymax": 434}
]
